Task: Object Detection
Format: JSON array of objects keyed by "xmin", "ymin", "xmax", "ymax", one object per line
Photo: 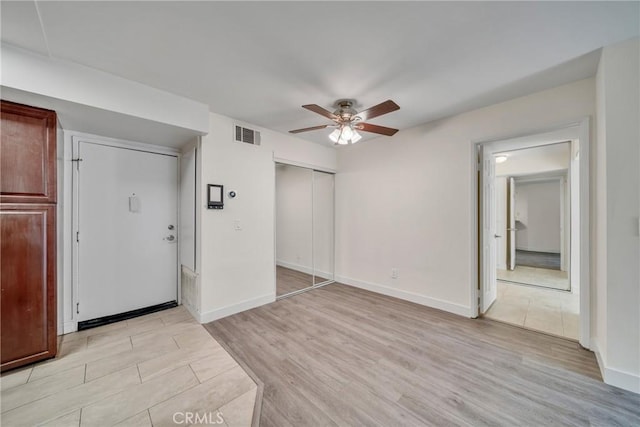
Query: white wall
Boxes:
[
  {"xmin": 1, "ymin": 44, "xmax": 208, "ymax": 134},
  {"xmin": 336, "ymin": 78, "xmax": 595, "ymax": 317},
  {"xmin": 595, "ymin": 44, "xmax": 608, "ymax": 376},
  {"xmin": 1, "ymin": 45, "xmax": 208, "ymax": 146},
  {"xmin": 276, "ymin": 165, "xmax": 313, "ymax": 273},
  {"xmin": 179, "ymin": 139, "xmax": 199, "ymax": 317},
  {"xmin": 514, "ymin": 180, "xmax": 561, "ymax": 253},
  {"xmin": 197, "ymin": 113, "xmax": 336, "ymax": 322},
  {"xmin": 180, "ymin": 141, "xmax": 198, "ymax": 272},
  {"xmin": 594, "ymin": 37, "xmax": 640, "ymax": 393}
]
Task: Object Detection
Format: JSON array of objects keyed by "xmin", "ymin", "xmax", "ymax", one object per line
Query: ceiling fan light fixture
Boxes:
[
  {"xmin": 331, "ymin": 125, "xmax": 362, "ymax": 145},
  {"xmin": 350, "ymin": 129, "xmax": 362, "ymax": 143},
  {"xmin": 290, "ymin": 99, "xmax": 399, "ymax": 143},
  {"xmin": 329, "ymin": 128, "xmax": 341, "ymax": 143},
  {"xmin": 341, "ymin": 125, "xmax": 354, "ymax": 141},
  {"xmin": 335, "ymin": 127, "xmax": 349, "ymax": 145}
]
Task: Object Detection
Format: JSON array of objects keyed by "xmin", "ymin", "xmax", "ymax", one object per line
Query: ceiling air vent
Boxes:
[{"xmin": 235, "ymin": 125, "xmax": 261, "ymax": 146}]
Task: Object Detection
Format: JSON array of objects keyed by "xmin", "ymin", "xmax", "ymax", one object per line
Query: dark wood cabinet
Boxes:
[
  {"xmin": 1, "ymin": 101, "xmax": 57, "ymax": 371},
  {"xmin": 1, "ymin": 205, "xmax": 57, "ymax": 370},
  {"xmin": 1, "ymin": 101, "xmax": 57, "ymax": 204}
]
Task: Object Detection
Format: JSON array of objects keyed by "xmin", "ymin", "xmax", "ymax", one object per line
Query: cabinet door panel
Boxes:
[
  {"xmin": 1, "ymin": 205, "xmax": 57, "ymax": 370},
  {"xmin": 1, "ymin": 101, "xmax": 57, "ymax": 204}
]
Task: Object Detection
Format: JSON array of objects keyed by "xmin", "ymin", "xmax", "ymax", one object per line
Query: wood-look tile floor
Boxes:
[
  {"xmin": 1, "ymin": 306, "xmax": 256, "ymax": 427},
  {"xmin": 497, "ymin": 265, "xmax": 569, "ymax": 290},
  {"xmin": 485, "ymin": 281, "xmax": 579, "ymax": 339},
  {"xmin": 206, "ymin": 283, "xmax": 640, "ymax": 427}
]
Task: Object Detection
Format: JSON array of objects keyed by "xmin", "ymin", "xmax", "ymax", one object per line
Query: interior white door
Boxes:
[
  {"xmin": 78, "ymin": 142, "xmax": 178, "ymax": 321},
  {"xmin": 507, "ymin": 177, "xmax": 516, "ymax": 270},
  {"xmin": 480, "ymin": 146, "xmax": 497, "ymax": 313}
]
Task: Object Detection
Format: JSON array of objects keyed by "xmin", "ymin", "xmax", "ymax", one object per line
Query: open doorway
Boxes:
[
  {"xmin": 486, "ymin": 142, "xmax": 578, "ymax": 339},
  {"xmin": 477, "ymin": 121, "xmax": 590, "ymax": 347}
]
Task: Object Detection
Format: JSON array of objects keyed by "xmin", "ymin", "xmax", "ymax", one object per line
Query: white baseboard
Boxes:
[
  {"xmin": 276, "ymin": 260, "xmax": 333, "ymax": 280},
  {"xmin": 276, "ymin": 260, "xmax": 313, "ymax": 275},
  {"xmin": 198, "ymin": 294, "xmax": 275, "ymax": 324},
  {"xmin": 605, "ymin": 366, "xmax": 640, "ymax": 394},
  {"xmin": 590, "ymin": 338, "xmax": 607, "ymax": 379},
  {"xmin": 591, "ymin": 338, "xmax": 640, "ymax": 393},
  {"xmin": 63, "ymin": 321, "xmax": 78, "ymax": 335},
  {"xmin": 335, "ymin": 275, "xmax": 472, "ymax": 318},
  {"xmin": 182, "ymin": 301, "xmax": 201, "ymax": 323}
]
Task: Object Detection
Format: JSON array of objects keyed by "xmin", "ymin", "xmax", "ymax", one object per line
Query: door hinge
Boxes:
[
  {"xmin": 76, "ymin": 302, "xmax": 80, "ymax": 314},
  {"xmin": 76, "ymin": 231, "xmax": 80, "ymax": 243},
  {"xmin": 72, "ymin": 158, "xmax": 83, "ymax": 171}
]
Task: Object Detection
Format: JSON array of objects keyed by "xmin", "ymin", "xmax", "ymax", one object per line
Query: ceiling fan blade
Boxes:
[
  {"xmin": 302, "ymin": 104, "xmax": 339, "ymax": 121},
  {"xmin": 289, "ymin": 124, "xmax": 330, "ymax": 134},
  {"xmin": 356, "ymin": 122, "xmax": 399, "ymax": 136},
  {"xmin": 356, "ymin": 100, "xmax": 400, "ymax": 121}
]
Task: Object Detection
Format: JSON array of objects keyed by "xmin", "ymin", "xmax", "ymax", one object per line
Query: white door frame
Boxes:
[
  {"xmin": 66, "ymin": 131, "xmax": 182, "ymax": 333},
  {"xmin": 507, "ymin": 177, "xmax": 516, "ymax": 271},
  {"xmin": 471, "ymin": 118, "xmax": 591, "ymax": 348}
]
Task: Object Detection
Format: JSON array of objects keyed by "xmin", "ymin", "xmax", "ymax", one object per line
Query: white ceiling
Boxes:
[
  {"xmin": 496, "ymin": 142, "xmax": 570, "ymax": 177},
  {"xmin": 1, "ymin": 1, "xmax": 639, "ymax": 145}
]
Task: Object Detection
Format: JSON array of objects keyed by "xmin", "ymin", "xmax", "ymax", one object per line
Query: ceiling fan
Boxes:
[{"xmin": 289, "ymin": 99, "xmax": 400, "ymax": 145}]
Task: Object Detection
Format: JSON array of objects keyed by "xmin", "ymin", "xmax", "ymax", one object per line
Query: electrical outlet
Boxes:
[{"xmin": 391, "ymin": 268, "xmax": 399, "ymax": 279}]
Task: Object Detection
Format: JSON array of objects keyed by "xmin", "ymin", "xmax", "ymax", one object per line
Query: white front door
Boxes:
[
  {"xmin": 480, "ymin": 146, "xmax": 497, "ymax": 313},
  {"xmin": 77, "ymin": 141, "xmax": 178, "ymax": 321}
]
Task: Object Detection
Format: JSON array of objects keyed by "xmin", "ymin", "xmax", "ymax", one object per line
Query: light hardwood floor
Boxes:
[
  {"xmin": 485, "ymin": 281, "xmax": 579, "ymax": 339},
  {"xmin": 1, "ymin": 306, "xmax": 256, "ymax": 426},
  {"xmin": 206, "ymin": 283, "xmax": 640, "ymax": 426}
]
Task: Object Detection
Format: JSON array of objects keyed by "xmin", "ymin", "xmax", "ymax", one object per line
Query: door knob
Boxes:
[
  {"xmin": 168, "ymin": 225, "xmax": 175, "ymax": 230},
  {"xmin": 494, "ymin": 234, "xmax": 502, "ymax": 238},
  {"xmin": 164, "ymin": 235, "xmax": 175, "ymax": 241}
]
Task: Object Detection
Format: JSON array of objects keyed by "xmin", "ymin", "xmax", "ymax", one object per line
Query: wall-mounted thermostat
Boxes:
[{"xmin": 207, "ymin": 184, "xmax": 224, "ymax": 209}]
